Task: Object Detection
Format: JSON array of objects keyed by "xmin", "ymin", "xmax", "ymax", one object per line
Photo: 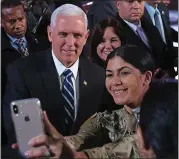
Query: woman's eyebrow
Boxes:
[
  {"xmin": 106, "ymin": 70, "xmax": 112, "ymax": 73},
  {"xmin": 118, "ymin": 66, "xmax": 132, "ymax": 72},
  {"xmin": 106, "ymin": 66, "xmax": 132, "ymax": 73}
]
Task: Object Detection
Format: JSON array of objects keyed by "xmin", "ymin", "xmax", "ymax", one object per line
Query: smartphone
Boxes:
[{"xmin": 10, "ymin": 98, "xmax": 44, "ymax": 157}]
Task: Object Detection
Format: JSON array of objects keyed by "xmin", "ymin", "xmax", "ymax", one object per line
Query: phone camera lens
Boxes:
[{"xmin": 13, "ymin": 105, "xmax": 19, "ymax": 114}]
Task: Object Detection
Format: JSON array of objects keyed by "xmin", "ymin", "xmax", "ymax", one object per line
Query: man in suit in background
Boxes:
[
  {"xmin": 1, "ymin": 0, "xmax": 50, "ymax": 97},
  {"xmin": 159, "ymin": 0, "xmax": 178, "ymax": 43},
  {"xmin": 87, "ymin": 0, "xmax": 118, "ymax": 30},
  {"xmin": 3, "ymin": 4, "xmax": 115, "ymax": 158},
  {"xmin": 1, "ymin": 0, "xmax": 50, "ymax": 148},
  {"xmin": 144, "ymin": 1, "xmax": 177, "ymax": 66},
  {"xmin": 115, "ymin": 0, "xmax": 175, "ymax": 78},
  {"xmin": 161, "ymin": 0, "xmax": 170, "ymax": 6}
]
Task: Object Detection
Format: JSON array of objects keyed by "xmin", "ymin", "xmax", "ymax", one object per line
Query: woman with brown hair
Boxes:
[{"xmin": 88, "ymin": 18, "xmax": 125, "ymax": 68}]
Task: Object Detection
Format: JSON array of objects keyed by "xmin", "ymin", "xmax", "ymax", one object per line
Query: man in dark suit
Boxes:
[
  {"xmin": 115, "ymin": 0, "xmax": 175, "ymax": 78},
  {"xmin": 1, "ymin": 0, "xmax": 50, "ymax": 98},
  {"xmin": 3, "ymin": 4, "xmax": 115, "ymax": 157},
  {"xmin": 144, "ymin": 2, "xmax": 177, "ymax": 66},
  {"xmin": 87, "ymin": 0, "xmax": 118, "ymax": 30},
  {"xmin": 1, "ymin": 0, "xmax": 50, "ymax": 148},
  {"xmin": 158, "ymin": 2, "xmax": 178, "ymax": 43},
  {"xmin": 161, "ymin": 0, "xmax": 170, "ymax": 6}
]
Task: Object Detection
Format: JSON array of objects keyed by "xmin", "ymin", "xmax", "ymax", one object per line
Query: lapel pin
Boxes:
[{"xmin": 84, "ymin": 80, "xmax": 87, "ymax": 86}]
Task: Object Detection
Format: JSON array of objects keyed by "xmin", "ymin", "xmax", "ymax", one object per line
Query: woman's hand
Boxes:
[{"xmin": 12, "ymin": 111, "xmax": 67, "ymax": 158}]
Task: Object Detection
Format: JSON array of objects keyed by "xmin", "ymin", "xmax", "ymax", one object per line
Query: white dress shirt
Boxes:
[
  {"xmin": 52, "ymin": 50, "xmax": 79, "ymax": 119},
  {"xmin": 132, "ymin": 107, "xmax": 140, "ymax": 123}
]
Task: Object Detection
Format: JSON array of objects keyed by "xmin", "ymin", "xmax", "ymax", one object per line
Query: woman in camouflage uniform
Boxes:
[{"xmin": 12, "ymin": 44, "xmax": 156, "ymax": 158}]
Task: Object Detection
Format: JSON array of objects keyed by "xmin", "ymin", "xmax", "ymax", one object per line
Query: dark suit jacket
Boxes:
[
  {"xmin": 87, "ymin": 0, "xmax": 117, "ymax": 30},
  {"xmin": 116, "ymin": 14, "xmax": 173, "ymax": 71},
  {"xmin": 145, "ymin": 3, "xmax": 178, "ymax": 43},
  {"xmin": 2, "ymin": 28, "xmax": 50, "ymax": 97},
  {"xmin": 3, "ymin": 48, "xmax": 115, "ymax": 146},
  {"xmin": 158, "ymin": 3, "xmax": 178, "ymax": 42},
  {"xmin": 1, "ymin": 28, "xmax": 50, "ymax": 146},
  {"xmin": 144, "ymin": 3, "xmax": 177, "ymax": 60}
]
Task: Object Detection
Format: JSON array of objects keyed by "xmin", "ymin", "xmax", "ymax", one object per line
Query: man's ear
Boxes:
[
  {"xmin": 85, "ymin": 29, "xmax": 90, "ymax": 39},
  {"xmin": 143, "ymin": 71, "xmax": 153, "ymax": 86},
  {"xmin": 47, "ymin": 26, "xmax": 52, "ymax": 42},
  {"xmin": 116, "ymin": 0, "xmax": 120, "ymax": 10},
  {"xmin": 84, "ymin": 29, "xmax": 90, "ymax": 45}
]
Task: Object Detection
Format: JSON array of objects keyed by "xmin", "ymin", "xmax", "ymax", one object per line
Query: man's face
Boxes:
[
  {"xmin": 162, "ymin": 0, "xmax": 170, "ymax": 6},
  {"xmin": 97, "ymin": 27, "xmax": 121, "ymax": 61},
  {"xmin": 116, "ymin": 0, "xmax": 145, "ymax": 24},
  {"xmin": 1, "ymin": 5, "xmax": 27, "ymax": 38},
  {"xmin": 48, "ymin": 15, "xmax": 89, "ymax": 67}
]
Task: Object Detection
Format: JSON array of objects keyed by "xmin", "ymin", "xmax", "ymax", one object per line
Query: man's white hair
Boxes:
[{"xmin": 50, "ymin": 4, "xmax": 88, "ymax": 29}]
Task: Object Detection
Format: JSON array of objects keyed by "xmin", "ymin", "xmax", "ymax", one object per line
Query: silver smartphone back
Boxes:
[{"xmin": 10, "ymin": 98, "xmax": 44, "ymax": 158}]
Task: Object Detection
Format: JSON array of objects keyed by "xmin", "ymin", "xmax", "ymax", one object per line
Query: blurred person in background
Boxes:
[
  {"xmin": 115, "ymin": 0, "xmax": 176, "ymax": 78},
  {"xmin": 21, "ymin": 0, "xmax": 52, "ymax": 41},
  {"xmin": 161, "ymin": 0, "xmax": 170, "ymax": 6},
  {"xmin": 1, "ymin": 0, "xmax": 49, "ymax": 157},
  {"xmin": 1, "ymin": 0, "xmax": 49, "ymax": 98},
  {"xmin": 137, "ymin": 79, "xmax": 177, "ymax": 159},
  {"xmin": 144, "ymin": 1, "xmax": 177, "ymax": 68},
  {"xmin": 87, "ymin": 0, "xmax": 117, "ymax": 30}
]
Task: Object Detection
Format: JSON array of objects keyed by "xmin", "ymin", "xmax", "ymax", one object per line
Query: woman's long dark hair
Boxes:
[
  {"xmin": 140, "ymin": 79, "xmax": 178, "ymax": 159},
  {"xmin": 106, "ymin": 44, "xmax": 156, "ymax": 74},
  {"xmin": 88, "ymin": 17, "xmax": 126, "ymax": 68}
]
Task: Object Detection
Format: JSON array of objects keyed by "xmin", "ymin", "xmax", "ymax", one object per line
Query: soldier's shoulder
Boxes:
[{"xmin": 98, "ymin": 108, "xmax": 126, "ymax": 119}]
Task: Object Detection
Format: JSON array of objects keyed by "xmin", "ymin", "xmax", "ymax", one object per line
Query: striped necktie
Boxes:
[
  {"xmin": 62, "ymin": 69, "xmax": 75, "ymax": 131},
  {"xmin": 14, "ymin": 38, "xmax": 29, "ymax": 56},
  {"xmin": 136, "ymin": 26, "xmax": 150, "ymax": 48},
  {"xmin": 154, "ymin": 9, "xmax": 166, "ymax": 43}
]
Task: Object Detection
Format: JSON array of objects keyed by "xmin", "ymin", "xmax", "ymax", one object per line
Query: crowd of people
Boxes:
[{"xmin": 1, "ymin": 0, "xmax": 178, "ymax": 158}]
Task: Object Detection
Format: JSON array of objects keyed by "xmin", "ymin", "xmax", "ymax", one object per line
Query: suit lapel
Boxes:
[
  {"xmin": 141, "ymin": 17, "xmax": 166, "ymax": 61},
  {"xmin": 73, "ymin": 58, "xmax": 91, "ymax": 131},
  {"xmin": 39, "ymin": 50, "xmax": 64, "ymax": 110},
  {"xmin": 2, "ymin": 29, "xmax": 22, "ymax": 58},
  {"xmin": 78, "ymin": 58, "xmax": 90, "ymax": 115},
  {"xmin": 144, "ymin": 7, "xmax": 153, "ymax": 25},
  {"xmin": 25, "ymin": 33, "xmax": 38, "ymax": 53},
  {"xmin": 159, "ymin": 10, "xmax": 170, "ymax": 41},
  {"xmin": 116, "ymin": 15, "xmax": 151, "ymax": 51}
]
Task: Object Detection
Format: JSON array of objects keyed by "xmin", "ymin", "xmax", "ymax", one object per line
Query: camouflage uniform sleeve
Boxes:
[
  {"xmin": 82, "ymin": 135, "xmax": 140, "ymax": 158},
  {"xmin": 80, "ymin": 107, "xmax": 140, "ymax": 159},
  {"xmin": 65, "ymin": 113, "xmax": 103, "ymax": 150},
  {"xmin": 82, "ymin": 142, "xmax": 118, "ymax": 158}
]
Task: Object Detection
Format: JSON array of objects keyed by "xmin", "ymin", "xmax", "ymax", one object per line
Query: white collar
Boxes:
[
  {"xmin": 145, "ymin": 3, "xmax": 156, "ymax": 18},
  {"xmin": 52, "ymin": 50, "xmax": 79, "ymax": 79},
  {"xmin": 145, "ymin": 3, "xmax": 160, "ymax": 18},
  {"xmin": 6, "ymin": 33, "xmax": 26, "ymax": 44},
  {"xmin": 124, "ymin": 20, "xmax": 142, "ymax": 32},
  {"xmin": 132, "ymin": 107, "xmax": 141, "ymax": 114}
]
